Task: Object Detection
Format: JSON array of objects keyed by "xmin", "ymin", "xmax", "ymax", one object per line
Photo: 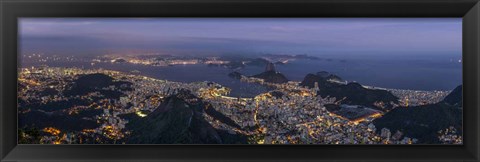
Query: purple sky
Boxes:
[{"xmin": 19, "ymin": 18, "xmax": 462, "ymax": 57}]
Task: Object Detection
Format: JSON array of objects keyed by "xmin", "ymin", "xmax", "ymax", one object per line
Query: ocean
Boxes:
[{"xmin": 20, "ymin": 57, "xmax": 462, "ymax": 97}]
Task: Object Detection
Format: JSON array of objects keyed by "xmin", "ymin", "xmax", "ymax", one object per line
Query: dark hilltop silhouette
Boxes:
[
  {"xmin": 251, "ymin": 62, "xmax": 289, "ymax": 84},
  {"xmin": 373, "ymin": 85, "xmax": 463, "ymax": 144},
  {"xmin": 127, "ymin": 90, "xmax": 249, "ymax": 144},
  {"xmin": 300, "ymin": 72, "xmax": 398, "ymax": 111}
]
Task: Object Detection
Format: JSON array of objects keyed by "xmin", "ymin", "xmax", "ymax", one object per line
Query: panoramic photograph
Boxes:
[{"xmin": 17, "ymin": 18, "xmax": 462, "ymax": 145}]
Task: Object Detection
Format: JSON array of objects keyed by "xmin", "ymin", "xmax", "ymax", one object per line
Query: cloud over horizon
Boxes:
[{"xmin": 19, "ymin": 18, "xmax": 462, "ymax": 57}]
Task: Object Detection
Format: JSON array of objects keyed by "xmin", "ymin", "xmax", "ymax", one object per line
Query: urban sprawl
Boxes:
[{"xmin": 18, "ymin": 54, "xmax": 460, "ymax": 144}]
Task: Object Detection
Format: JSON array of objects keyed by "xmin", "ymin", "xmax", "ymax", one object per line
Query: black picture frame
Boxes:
[{"xmin": 1, "ymin": 0, "xmax": 479, "ymax": 161}]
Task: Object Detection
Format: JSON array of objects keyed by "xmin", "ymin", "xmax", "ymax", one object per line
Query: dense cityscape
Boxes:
[
  {"xmin": 18, "ymin": 18, "xmax": 462, "ymax": 145},
  {"xmin": 18, "ymin": 54, "xmax": 462, "ymax": 145}
]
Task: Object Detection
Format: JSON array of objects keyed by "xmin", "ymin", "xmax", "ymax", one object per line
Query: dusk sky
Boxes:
[{"xmin": 19, "ymin": 18, "xmax": 462, "ymax": 58}]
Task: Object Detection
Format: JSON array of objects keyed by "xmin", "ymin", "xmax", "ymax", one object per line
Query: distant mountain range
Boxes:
[
  {"xmin": 372, "ymin": 85, "xmax": 462, "ymax": 144},
  {"xmin": 262, "ymin": 54, "xmax": 320, "ymax": 60}
]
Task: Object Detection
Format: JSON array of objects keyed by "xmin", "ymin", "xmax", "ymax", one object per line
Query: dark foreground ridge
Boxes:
[
  {"xmin": 127, "ymin": 90, "xmax": 249, "ymax": 144},
  {"xmin": 442, "ymin": 85, "xmax": 462, "ymax": 106},
  {"xmin": 373, "ymin": 85, "xmax": 463, "ymax": 144}
]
